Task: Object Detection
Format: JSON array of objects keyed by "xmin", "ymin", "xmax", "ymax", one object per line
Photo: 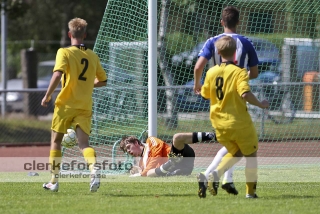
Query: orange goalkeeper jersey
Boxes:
[{"xmin": 139, "ymin": 137, "xmax": 171, "ymax": 176}]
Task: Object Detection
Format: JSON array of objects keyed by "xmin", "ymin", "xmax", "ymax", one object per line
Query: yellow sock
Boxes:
[
  {"xmin": 49, "ymin": 150, "xmax": 62, "ymax": 183},
  {"xmin": 83, "ymin": 147, "xmax": 97, "ymax": 172},
  {"xmin": 216, "ymin": 153, "xmax": 240, "ymax": 178},
  {"xmin": 245, "ymin": 168, "xmax": 258, "ymax": 195}
]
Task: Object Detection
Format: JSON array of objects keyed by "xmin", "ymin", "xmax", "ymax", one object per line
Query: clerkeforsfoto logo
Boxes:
[
  {"xmin": 0, "ymin": 157, "xmax": 133, "ymax": 172},
  {"xmin": 23, "ymin": 159, "xmax": 133, "ymax": 171}
]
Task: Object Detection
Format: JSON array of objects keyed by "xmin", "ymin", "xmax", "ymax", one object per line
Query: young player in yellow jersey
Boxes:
[
  {"xmin": 199, "ymin": 36, "xmax": 269, "ymax": 198},
  {"xmin": 194, "ymin": 6, "xmax": 260, "ymax": 196},
  {"xmin": 41, "ymin": 18, "xmax": 107, "ymax": 192}
]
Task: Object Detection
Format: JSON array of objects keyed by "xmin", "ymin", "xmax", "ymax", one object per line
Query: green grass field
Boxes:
[
  {"xmin": 1, "ymin": 115, "xmax": 320, "ymax": 213},
  {"xmin": 1, "ymin": 171, "xmax": 319, "ymax": 214}
]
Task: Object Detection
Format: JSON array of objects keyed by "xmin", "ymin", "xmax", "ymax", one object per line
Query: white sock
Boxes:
[
  {"xmin": 222, "ymin": 166, "xmax": 235, "ymax": 184},
  {"xmin": 204, "ymin": 147, "xmax": 228, "ymax": 179}
]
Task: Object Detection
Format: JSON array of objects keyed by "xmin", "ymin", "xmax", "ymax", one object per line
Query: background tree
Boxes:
[
  {"xmin": 158, "ymin": 0, "xmax": 179, "ymax": 128},
  {"xmin": 285, "ymin": 0, "xmax": 319, "ymax": 39},
  {"xmin": 7, "ymin": 0, "xmax": 108, "ymax": 50},
  {"xmin": 2, "ymin": 0, "xmax": 108, "ymax": 79}
]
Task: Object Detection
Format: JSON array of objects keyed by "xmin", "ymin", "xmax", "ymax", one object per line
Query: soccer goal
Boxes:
[{"xmin": 61, "ymin": 0, "xmax": 320, "ymax": 175}]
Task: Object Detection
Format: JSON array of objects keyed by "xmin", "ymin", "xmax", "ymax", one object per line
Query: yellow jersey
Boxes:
[
  {"xmin": 53, "ymin": 45, "xmax": 107, "ymax": 110},
  {"xmin": 201, "ymin": 62, "xmax": 253, "ymax": 129}
]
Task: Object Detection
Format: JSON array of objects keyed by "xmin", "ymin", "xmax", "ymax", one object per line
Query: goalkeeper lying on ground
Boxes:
[{"xmin": 119, "ymin": 132, "xmax": 215, "ymax": 177}]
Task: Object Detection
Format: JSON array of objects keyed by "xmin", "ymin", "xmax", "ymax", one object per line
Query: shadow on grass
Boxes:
[
  {"xmin": 263, "ymin": 195, "xmax": 319, "ymax": 199},
  {"xmin": 104, "ymin": 193, "xmax": 196, "ymax": 197}
]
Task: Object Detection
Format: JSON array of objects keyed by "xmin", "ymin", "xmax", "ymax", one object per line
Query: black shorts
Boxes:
[{"xmin": 155, "ymin": 144, "xmax": 195, "ymax": 176}]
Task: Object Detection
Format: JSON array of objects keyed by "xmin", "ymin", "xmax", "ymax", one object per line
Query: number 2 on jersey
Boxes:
[
  {"xmin": 78, "ymin": 58, "xmax": 88, "ymax": 81},
  {"xmin": 215, "ymin": 77, "xmax": 224, "ymax": 100}
]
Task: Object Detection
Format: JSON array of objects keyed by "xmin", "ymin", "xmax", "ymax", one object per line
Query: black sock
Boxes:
[{"xmin": 192, "ymin": 132, "xmax": 216, "ymax": 143}]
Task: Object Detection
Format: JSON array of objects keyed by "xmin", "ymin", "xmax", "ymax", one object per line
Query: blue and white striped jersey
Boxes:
[{"xmin": 198, "ymin": 33, "xmax": 259, "ymax": 69}]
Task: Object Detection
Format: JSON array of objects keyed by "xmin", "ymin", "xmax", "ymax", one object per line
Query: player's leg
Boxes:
[
  {"xmin": 74, "ymin": 110, "xmax": 100, "ymax": 192},
  {"xmin": 204, "ymin": 146, "xmax": 227, "ymax": 178},
  {"xmin": 43, "ymin": 106, "xmax": 70, "ymax": 192},
  {"xmin": 209, "ymin": 150, "xmax": 243, "ymax": 196},
  {"xmin": 218, "ymin": 150, "xmax": 238, "ymax": 195},
  {"xmin": 172, "ymin": 132, "xmax": 215, "ymax": 198},
  {"xmin": 153, "ymin": 144, "xmax": 195, "ymax": 177},
  {"xmin": 204, "ymin": 146, "xmax": 238, "ymax": 195},
  {"xmin": 157, "ymin": 132, "xmax": 205, "ymax": 174},
  {"xmin": 146, "ymin": 168, "xmax": 158, "ymax": 177},
  {"xmin": 170, "ymin": 132, "xmax": 215, "ymax": 198},
  {"xmin": 172, "ymin": 144, "xmax": 195, "ymax": 176},
  {"xmin": 173, "ymin": 132, "xmax": 216, "ymax": 150},
  {"xmin": 222, "ymin": 166, "xmax": 234, "ymax": 184},
  {"xmin": 172, "ymin": 132, "xmax": 214, "ymax": 174},
  {"xmin": 163, "ymin": 132, "xmax": 206, "ymax": 174},
  {"xmin": 147, "ymin": 167, "xmax": 185, "ymax": 177},
  {"xmin": 244, "ymin": 151, "xmax": 258, "ymax": 198},
  {"xmin": 221, "ymin": 166, "xmax": 238, "ymax": 195},
  {"xmin": 43, "ymin": 130, "xmax": 64, "ymax": 192},
  {"xmin": 208, "ymin": 128, "xmax": 243, "ymax": 196},
  {"xmin": 160, "ymin": 132, "xmax": 214, "ymax": 198},
  {"xmin": 200, "ymin": 147, "xmax": 226, "ymax": 198},
  {"xmin": 235, "ymin": 124, "xmax": 259, "ymax": 198},
  {"xmin": 150, "ymin": 134, "xmax": 187, "ymax": 175}
]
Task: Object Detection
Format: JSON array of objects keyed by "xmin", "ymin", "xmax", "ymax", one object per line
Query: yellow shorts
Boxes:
[
  {"xmin": 215, "ymin": 124, "xmax": 258, "ymax": 155},
  {"xmin": 51, "ymin": 106, "xmax": 92, "ymax": 135}
]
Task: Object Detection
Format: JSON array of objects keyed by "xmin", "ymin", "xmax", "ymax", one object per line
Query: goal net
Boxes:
[{"xmin": 62, "ymin": 0, "xmax": 320, "ymax": 176}]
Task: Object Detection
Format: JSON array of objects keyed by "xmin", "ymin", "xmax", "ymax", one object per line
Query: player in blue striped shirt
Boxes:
[{"xmin": 194, "ymin": 6, "xmax": 259, "ymax": 94}]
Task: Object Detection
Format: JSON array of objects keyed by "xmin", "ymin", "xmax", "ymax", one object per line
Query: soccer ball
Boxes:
[{"xmin": 61, "ymin": 129, "xmax": 77, "ymax": 148}]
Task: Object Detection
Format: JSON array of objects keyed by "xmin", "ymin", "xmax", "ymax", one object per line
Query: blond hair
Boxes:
[
  {"xmin": 215, "ymin": 36, "xmax": 236, "ymax": 58},
  {"xmin": 68, "ymin": 18, "xmax": 87, "ymax": 38}
]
